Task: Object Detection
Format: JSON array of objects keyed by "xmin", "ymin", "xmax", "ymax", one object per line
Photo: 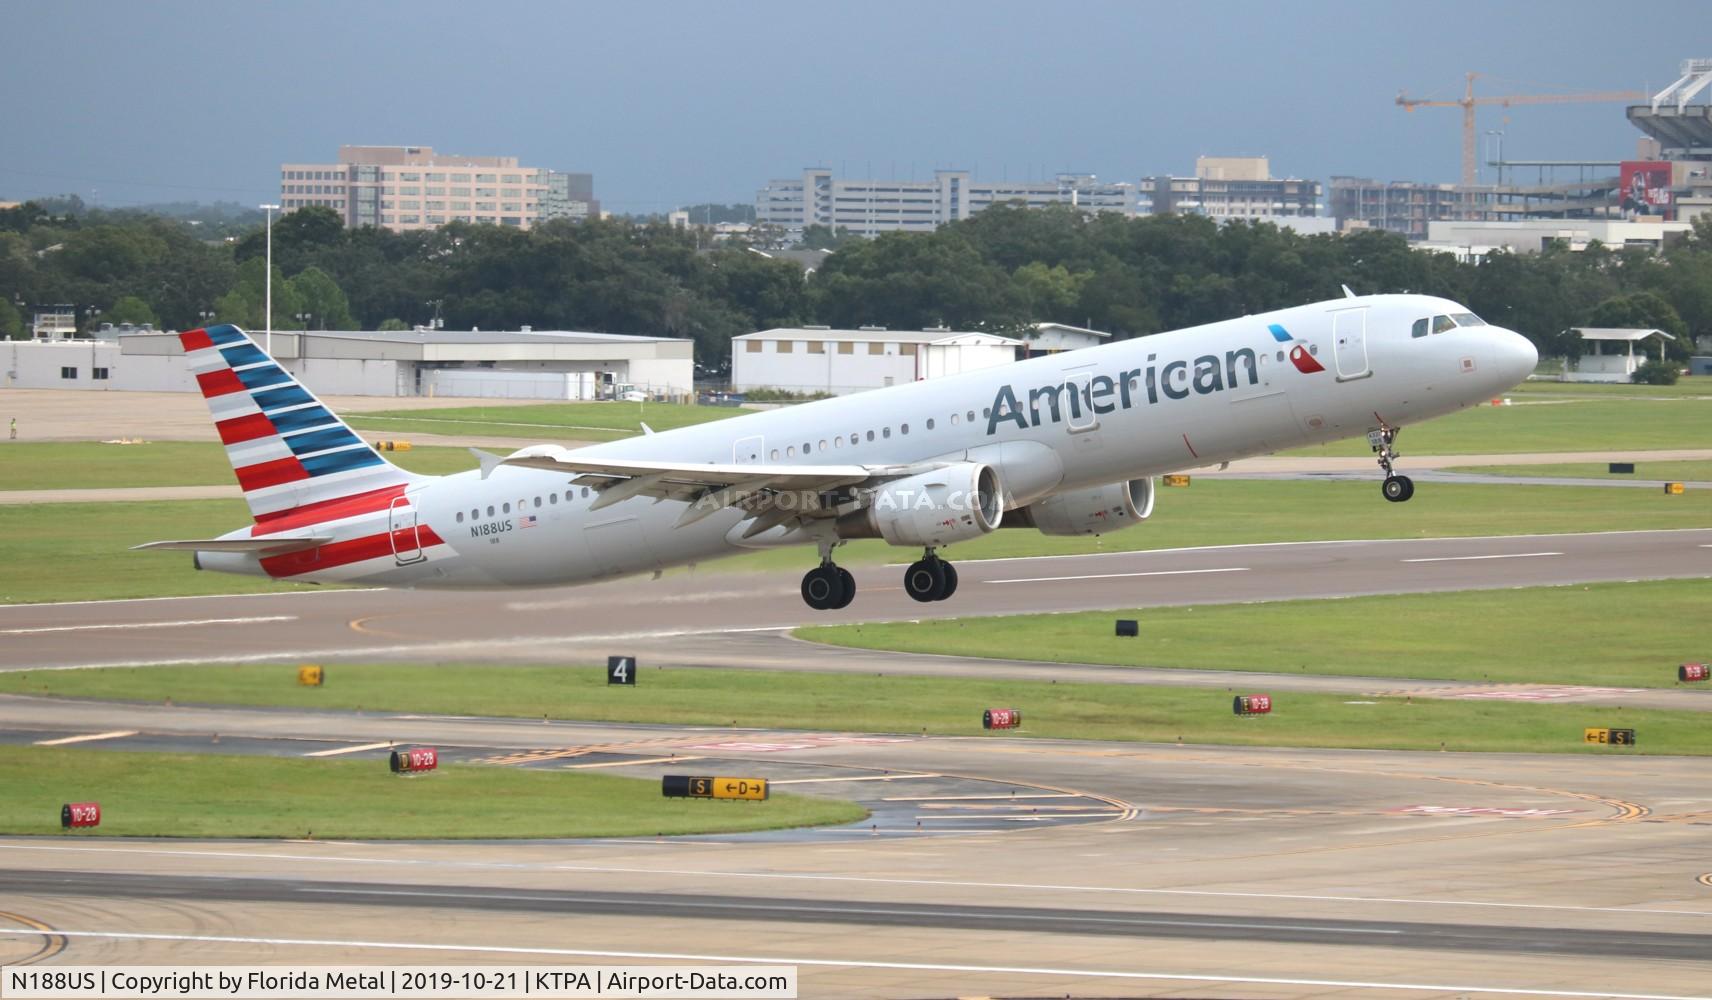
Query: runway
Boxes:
[
  {"xmin": 4, "ymin": 700, "xmax": 1712, "ymax": 996},
  {"xmin": 4, "ymin": 529, "xmax": 1712, "ymax": 995}
]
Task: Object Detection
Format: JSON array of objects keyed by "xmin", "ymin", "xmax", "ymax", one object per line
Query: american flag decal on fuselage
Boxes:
[{"xmin": 178, "ymin": 325, "xmax": 442, "ymax": 579}]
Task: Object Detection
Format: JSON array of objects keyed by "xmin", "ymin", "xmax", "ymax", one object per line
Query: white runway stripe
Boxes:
[
  {"xmin": 0, "ymin": 929, "xmax": 1700, "ymax": 999},
  {"xmin": 986, "ymin": 567, "xmax": 1248, "ymax": 584},
  {"xmin": 1400, "ymin": 552, "xmax": 1562, "ymax": 563},
  {"xmin": 302, "ymin": 741, "xmax": 394, "ymax": 758},
  {"xmin": 32, "ymin": 730, "xmax": 137, "ymax": 746},
  {"xmin": 0, "ymin": 615, "xmax": 296, "ymax": 636}
]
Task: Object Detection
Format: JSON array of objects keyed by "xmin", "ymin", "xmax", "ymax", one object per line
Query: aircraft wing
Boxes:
[
  {"xmin": 132, "ymin": 537, "xmax": 332, "ymax": 556},
  {"xmin": 500, "ymin": 445, "xmax": 913, "ymax": 529}
]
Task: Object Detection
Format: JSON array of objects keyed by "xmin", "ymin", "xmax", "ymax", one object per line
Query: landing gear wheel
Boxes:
[
  {"xmin": 831, "ymin": 567, "xmax": 856, "ymax": 610},
  {"xmin": 1382, "ymin": 475, "xmax": 1414, "ymax": 503},
  {"xmin": 934, "ymin": 561, "xmax": 958, "ymax": 601},
  {"xmin": 1371, "ymin": 423, "xmax": 1414, "ymax": 502},
  {"xmin": 801, "ymin": 564, "xmax": 848, "ymax": 610},
  {"xmin": 904, "ymin": 558, "xmax": 947, "ymax": 603}
]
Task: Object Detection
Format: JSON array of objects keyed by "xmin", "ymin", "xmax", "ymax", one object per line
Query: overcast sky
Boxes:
[{"xmin": 2, "ymin": 1, "xmax": 1701, "ymax": 212}]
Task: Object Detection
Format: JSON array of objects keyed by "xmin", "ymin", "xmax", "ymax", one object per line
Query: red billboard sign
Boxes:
[{"xmin": 1620, "ymin": 161, "xmax": 1673, "ymax": 216}]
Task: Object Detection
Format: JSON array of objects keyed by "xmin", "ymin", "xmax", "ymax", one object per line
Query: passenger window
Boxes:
[
  {"xmin": 950, "ymin": 413, "xmax": 960, "ymax": 425},
  {"xmin": 770, "ymin": 449, "xmax": 779, "ymax": 460},
  {"xmin": 926, "ymin": 418, "xmax": 935, "ymax": 430},
  {"xmin": 866, "ymin": 430, "xmax": 875, "ymax": 442},
  {"xmin": 966, "ymin": 410, "xmax": 975, "ymax": 422},
  {"xmin": 502, "ymin": 503, "xmax": 511, "ymax": 513},
  {"xmin": 486, "ymin": 505, "xmax": 495, "ymax": 517},
  {"xmin": 833, "ymin": 437, "xmax": 842, "ymax": 448},
  {"xmin": 456, "ymin": 511, "xmax": 464, "ymax": 523},
  {"xmin": 882, "ymin": 427, "xmax": 891, "ymax": 438},
  {"xmin": 534, "ymin": 497, "xmax": 542, "ymax": 508},
  {"xmin": 820, "ymin": 439, "xmax": 828, "ymax": 450},
  {"xmin": 1276, "ymin": 351, "xmax": 1285, "ymax": 362},
  {"xmin": 470, "ymin": 508, "xmax": 479, "ymax": 519},
  {"xmin": 549, "ymin": 493, "xmax": 557, "ymax": 505},
  {"xmin": 1412, "ymin": 318, "xmax": 1429, "ymax": 339},
  {"xmin": 802, "ymin": 441, "xmax": 811, "ymax": 453},
  {"xmin": 581, "ymin": 487, "xmax": 590, "ymax": 498},
  {"xmin": 1432, "ymin": 315, "xmax": 1456, "ymax": 334},
  {"xmin": 982, "ymin": 407, "xmax": 991, "ymax": 419},
  {"xmin": 900, "ymin": 423, "xmax": 908, "ymax": 434},
  {"xmin": 787, "ymin": 445, "xmax": 796, "ymax": 457}
]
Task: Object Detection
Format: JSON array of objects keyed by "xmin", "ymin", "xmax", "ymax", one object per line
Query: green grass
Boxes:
[
  {"xmin": 1282, "ymin": 396, "xmax": 1712, "ymax": 458},
  {"xmin": 797, "ymin": 580, "xmax": 1712, "ymax": 689},
  {"xmin": 1511, "ymin": 376, "xmax": 1712, "ymax": 398},
  {"xmin": 347, "ymin": 401, "xmax": 742, "ymax": 443},
  {"xmin": 4, "ymin": 478, "xmax": 1709, "ymax": 604},
  {"xmin": 1442, "ymin": 461, "xmax": 1712, "ymax": 482},
  {"xmin": 0, "ymin": 745, "xmax": 863, "ymax": 839},
  {"xmin": 3, "ymin": 664, "xmax": 1708, "ymax": 756},
  {"xmin": 0, "ymin": 499, "xmax": 319, "ymax": 604},
  {"xmin": 0, "ymin": 442, "xmax": 481, "ymax": 492}
]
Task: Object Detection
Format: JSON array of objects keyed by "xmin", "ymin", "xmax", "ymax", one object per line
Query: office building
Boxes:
[
  {"xmin": 279, "ymin": 146, "xmax": 596, "ymax": 232},
  {"xmin": 755, "ymin": 169, "xmax": 1137, "ymax": 237},
  {"xmin": 1143, "ymin": 157, "xmax": 1321, "ymax": 220}
]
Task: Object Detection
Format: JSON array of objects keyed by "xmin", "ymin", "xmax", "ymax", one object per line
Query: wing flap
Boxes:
[{"xmin": 132, "ymin": 537, "xmax": 332, "ymax": 556}]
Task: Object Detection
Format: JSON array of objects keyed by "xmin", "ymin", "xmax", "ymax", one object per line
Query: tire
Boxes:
[
  {"xmin": 831, "ymin": 568, "xmax": 856, "ymax": 609},
  {"xmin": 801, "ymin": 565, "xmax": 840, "ymax": 609},
  {"xmin": 904, "ymin": 559, "xmax": 946, "ymax": 602},
  {"xmin": 1382, "ymin": 475, "xmax": 1411, "ymax": 503},
  {"xmin": 935, "ymin": 561, "xmax": 958, "ymax": 601},
  {"xmin": 1396, "ymin": 475, "xmax": 1415, "ymax": 502}
]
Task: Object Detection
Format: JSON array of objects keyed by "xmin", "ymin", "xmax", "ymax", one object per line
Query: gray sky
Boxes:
[{"xmin": 2, "ymin": 0, "xmax": 1701, "ymax": 212}]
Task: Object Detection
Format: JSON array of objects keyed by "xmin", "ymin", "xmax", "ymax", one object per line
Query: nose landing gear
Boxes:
[
  {"xmin": 904, "ymin": 550, "xmax": 959, "ymax": 602},
  {"xmin": 1371, "ymin": 423, "xmax": 1414, "ymax": 503}
]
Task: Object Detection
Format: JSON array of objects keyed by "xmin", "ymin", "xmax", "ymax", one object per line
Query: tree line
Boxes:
[{"xmin": 3, "ymin": 200, "xmax": 1708, "ymax": 367}]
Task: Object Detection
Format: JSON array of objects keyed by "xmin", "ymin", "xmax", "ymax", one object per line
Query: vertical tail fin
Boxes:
[{"xmin": 178, "ymin": 325, "xmax": 419, "ymax": 522}]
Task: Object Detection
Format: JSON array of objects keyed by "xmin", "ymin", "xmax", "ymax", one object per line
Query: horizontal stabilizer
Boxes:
[{"xmin": 132, "ymin": 536, "xmax": 331, "ymax": 556}]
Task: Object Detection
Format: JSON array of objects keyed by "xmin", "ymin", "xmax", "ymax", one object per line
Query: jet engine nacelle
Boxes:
[
  {"xmin": 837, "ymin": 462, "xmax": 1003, "ymax": 547},
  {"xmin": 1008, "ymin": 477, "xmax": 1155, "ymax": 537}
]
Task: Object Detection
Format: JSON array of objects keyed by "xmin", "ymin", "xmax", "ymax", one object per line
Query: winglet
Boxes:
[
  {"xmin": 639, "ymin": 422, "xmax": 655, "ymax": 436},
  {"xmin": 1342, "ymin": 284, "xmax": 1357, "ymax": 299},
  {"xmin": 471, "ymin": 448, "xmax": 503, "ymax": 480}
]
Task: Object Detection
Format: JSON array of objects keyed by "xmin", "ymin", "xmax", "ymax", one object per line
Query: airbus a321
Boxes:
[{"xmin": 139, "ymin": 293, "xmax": 1538, "ymax": 609}]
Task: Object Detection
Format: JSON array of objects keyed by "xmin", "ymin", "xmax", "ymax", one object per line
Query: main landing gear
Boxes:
[
  {"xmin": 801, "ymin": 536, "xmax": 855, "ymax": 611},
  {"xmin": 1371, "ymin": 424, "xmax": 1415, "ymax": 503},
  {"xmin": 904, "ymin": 549, "xmax": 959, "ymax": 603}
]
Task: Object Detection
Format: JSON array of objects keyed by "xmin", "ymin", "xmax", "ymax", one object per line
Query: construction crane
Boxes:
[{"xmin": 1397, "ymin": 72, "xmax": 1648, "ymax": 186}]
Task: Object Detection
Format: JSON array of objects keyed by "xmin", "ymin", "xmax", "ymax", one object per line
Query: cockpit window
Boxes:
[
  {"xmin": 1451, "ymin": 312, "xmax": 1487, "ymax": 327},
  {"xmin": 1411, "ymin": 318, "xmax": 1429, "ymax": 339},
  {"xmin": 1432, "ymin": 315, "xmax": 1457, "ymax": 334}
]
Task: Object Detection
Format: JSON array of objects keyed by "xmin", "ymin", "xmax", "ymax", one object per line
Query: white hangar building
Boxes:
[
  {"xmin": 732, "ymin": 326, "xmax": 1024, "ymax": 396},
  {"xmin": 3, "ymin": 328, "xmax": 694, "ymax": 400}
]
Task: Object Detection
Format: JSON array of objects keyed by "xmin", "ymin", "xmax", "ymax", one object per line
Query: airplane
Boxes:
[{"xmin": 138, "ymin": 293, "xmax": 1538, "ymax": 610}]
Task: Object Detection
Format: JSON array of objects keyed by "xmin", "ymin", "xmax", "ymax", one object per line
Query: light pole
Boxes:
[
  {"xmin": 294, "ymin": 311, "xmax": 312, "ymax": 332},
  {"xmin": 259, "ymin": 203, "xmax": 279, "ymax": 353},
  {"xmin": 198, "ymin": 309, "xmax": 216, "ymax": 328}
]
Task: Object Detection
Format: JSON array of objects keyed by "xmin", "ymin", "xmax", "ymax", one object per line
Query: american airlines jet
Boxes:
[{"xmin": 139, "ymin": 293, "xmax": 1538, "ymax": 610}]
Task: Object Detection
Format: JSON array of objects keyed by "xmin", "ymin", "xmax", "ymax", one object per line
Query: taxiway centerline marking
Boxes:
[
  {"xmin": 0, "ymin": 929, "xmax": 1702, "ymax": 1000},
  {"xmin": 302, "ymin": 742, "xmax": 394, "ymax": 758},
  {"xmin": 564, "ymin": 756, "xmax": 705, "ymax": 769},
  {"xmin": 0, "ymin": 615, "xmax": 296, "ymax": 636},
  {"xmin": 5, "ymin": 843, "xmax": 1710, "ymax": 919},
  {"xmin": 769, "ymin": 773, "xmax": 942, "ymax": 785},
  {"xmin": 883, "ymin": 793, "xmax": 1079, "ymax": 802},
  {"xmin": 30, "ymin": 730, "xmax": 136, "ymax": 747},
  {"xmin": 1399, "ymin": 552, "xmax": 1562, "ymax": 564},
  {"xmin": 985, "ymin": 567, "xmax": 1248, "ymax": 585}
]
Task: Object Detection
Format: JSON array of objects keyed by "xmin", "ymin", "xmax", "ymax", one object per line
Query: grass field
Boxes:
[
  {"xmin": 1511, "ymin": 377, "xmax": 1711, "ymax": 398},
  {"xmin": 5, "ymin": 478, "xmax": 1708, "ymax": 604},
  {"xmin": 0, "ymin": 441, "xmax": 481, "ymax": 491},
  {"xmin": 798, "ymin": 579, "xmax": 1712, "ymax": 689},
  {"xmin": 3, "ymin": 663, "xmax": 1707, "ymax": 756},
  {"xmin": 1281, "ymin": 396, "xmax": 1712, "ymax": 458},
  {"xmin": 0, "ymin": 746, "xmax": 863, "ymax": 839},
  {"xmin": 347, "ymin": 401, "xmax": 742, "ymax": 443},
  {"xmin": 1443, "ymin": 461, "xmax": 1712, "ymax": 482}
]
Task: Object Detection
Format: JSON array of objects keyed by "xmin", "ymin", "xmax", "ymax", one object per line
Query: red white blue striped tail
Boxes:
[{"xmin": 178, "ymin": 325, "xmax": 418, "ymax": 522}]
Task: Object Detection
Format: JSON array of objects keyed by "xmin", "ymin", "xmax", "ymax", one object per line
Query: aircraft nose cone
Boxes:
[{"xmin": 1498, "ymin": 329, "xmax": 1538, "ymax": 384}]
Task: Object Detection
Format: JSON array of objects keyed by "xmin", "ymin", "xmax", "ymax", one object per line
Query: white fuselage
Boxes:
[{"xmin": 201, "ymin": 294, "xmax": 1538, "ymax": 589}]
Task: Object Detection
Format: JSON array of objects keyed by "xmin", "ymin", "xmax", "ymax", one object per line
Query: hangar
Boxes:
[
  {"xmin": 1, "ymin": 327, "xmax": 694, "ymax": 400},
  {"xmin": 732, "ymin": 326, "xmax": 1023, "ymax": 396}
]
